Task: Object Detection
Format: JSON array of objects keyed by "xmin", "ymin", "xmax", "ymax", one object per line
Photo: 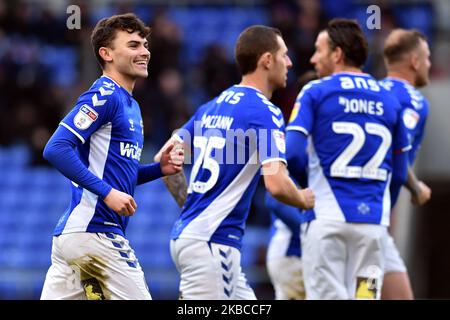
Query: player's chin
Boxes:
[
  {"xmin": 315, "ymin": 66, "xmax": 324, "ymax": 77},
  {"xmin": 132, "ymin": 67, "xmax": 149, "ymax": 78},
  {"xmin": 279, "ymin": 78, "xmax": 287, "ymax": 88},
  {"xmin": 136, "ymin": 70, "xmax": 149, "ymax": 78}
]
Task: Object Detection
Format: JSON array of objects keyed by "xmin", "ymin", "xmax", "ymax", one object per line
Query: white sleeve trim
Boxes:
[
  {"xmin": 261, "ymin": 157, "xmax": 288, "ymax": 166},
  {"xmin": 60, "ymin": 122, "xmax": 86, "ymax": 144},
  {"xmin": 173, "ymin": 134, "xmax": 184, "ymax": 143},
  {"xmin": 401, "ymin": 145, "xmax": 412, "ymax": 152},
  {"xmin": 286, "ymin": 125, "xmax": 309, "ymax": 136}
]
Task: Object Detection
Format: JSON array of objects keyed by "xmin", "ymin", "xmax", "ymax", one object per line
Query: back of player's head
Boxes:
[
  {"xmin": 91, "ymin": 13, "xmax": 151, "ymax": 69},
  {"xmin": 383, "ymin": 29, "xmax": 427, "ymax": 65},
  {"xmin": 325, "ymin": 18, "xmax": 368, "ymax": 68},
  {"xmin": 235, "ymin": 25, "xmax": 282, "ymax": 75}
]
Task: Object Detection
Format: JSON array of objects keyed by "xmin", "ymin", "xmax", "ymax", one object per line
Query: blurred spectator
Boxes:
[
  {"xmin": 147, "ymin": 9, "xmax": 183, "ymax": 85},
  {"xmin": 0, "ymin": 0, "xmax": 444, "ymax": 164},
  {"xmin": 135, "ymin": 68, "xmax": 191, "ymax": 148},
  {"xmin": 269, "ymin": 0, "xmax": 326, "ymax": 117},
  {"xmin": 197, "ymin": 44, "xmax": 240, "ymax": 99}
]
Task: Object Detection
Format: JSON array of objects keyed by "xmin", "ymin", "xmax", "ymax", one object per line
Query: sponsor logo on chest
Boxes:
[{"xmin": 120, "ymin": 142, "xmax": 142, "ymax": 161}]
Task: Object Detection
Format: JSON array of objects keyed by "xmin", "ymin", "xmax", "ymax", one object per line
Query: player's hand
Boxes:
[
  {"xmin": 160, "ymin": 142, "xmax": 184, "ymax": 176},
  {"xmin": 103, "ymin": 188, "xmax": 137, "ymax": 216},
  {"xmin": 411, "ymin": 181, "xmax": 431, "ymax": 206},
  {"xmin": 299, "ymin": 188, "xmax": 315, "ymax": 210}
]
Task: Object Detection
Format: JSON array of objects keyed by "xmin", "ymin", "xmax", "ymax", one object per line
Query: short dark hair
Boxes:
[
  {"xmin": 91, "ymin": 13, "xmax": 151, "ymax": 69},
  {"xmin": 325, "ymin": 18, "xmax": 368, "ymax": 68},
  {"xmin": 235, "ymin": 25, "xmax": 282, "ymax": 75},
  {"xmin": 383, "ymin": 29, "xmax": 427, "ymax": 65}
]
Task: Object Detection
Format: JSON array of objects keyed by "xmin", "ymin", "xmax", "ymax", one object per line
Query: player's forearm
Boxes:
[
  {"xmin": 271, "ymin": 180, "xmax": 305, "ymax": 208},
  {"xmin": 154, "ymin": 138, "xmax": 188, "ymax": 207},
  {"xmin": 162, "ymin": 172, "xmax": 188, "ymax": 208},
  {"xmin": 43, "ymin": 133, "xmax": 112, "ymax": 198},
  {"xmin": 264, "ymin": 169, "xmax": 306, "ymax": 208},
  {"xmin": 405, "ymin": 167, "xmax": 421, "ymax": 197}
]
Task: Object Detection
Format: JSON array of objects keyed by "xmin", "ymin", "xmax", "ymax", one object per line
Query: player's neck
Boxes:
[
  {"xmin": 240, "ymin": 73, "xmax": 273, "ymax": 99},
  {"xmin": 333, "ymin": 65, "xmax": 363, "ymax": 75},
  {"xmin": 387, "ymin": 70, "xmax": 415, "ymax": 87},
  {"xmin": 102, "ymin": 70, "xmax": 135, "ymax": 94}
]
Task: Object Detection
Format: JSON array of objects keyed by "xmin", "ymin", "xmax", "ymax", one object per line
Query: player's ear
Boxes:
[
  {"xmin": 410, "ymin": 52, "xmax": 420, "ymax": 72},
  {"xmin": 99, "ymin": 47, "xmax": 113, "ymax": 64},
  {"xmin": 259, "ymin": 52, "xmax": 273, "ymax": 70},
  {"xmin": 332, "ymin": 46, "xmax": 344, "ymax": 65}
]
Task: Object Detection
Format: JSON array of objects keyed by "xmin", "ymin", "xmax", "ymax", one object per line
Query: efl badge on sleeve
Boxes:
[
  {"xmin": 272, "ymin": 130, "xmax": 286, "ymax": 154},
  {"xmin": 403, "ymin": 108, "xmax": 420, "ymax": 130},
  {"xmin": 74, "ymin": 104, "xmax": 98, "ymax": 130},
  {"xmin": 289, "ymin": 102, "xmax": 301, "ymax": 123}
]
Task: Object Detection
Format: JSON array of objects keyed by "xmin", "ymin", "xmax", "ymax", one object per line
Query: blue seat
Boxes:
[
  {"xmin": 168, "ymin": 8, "xmax": 194, "ymax": 28},
  {"xmin": 147, "ymin": 274, "xmax": 179, "ymax": 300},
  {"xmin": 0, "ymin": 204, "xmax": 19, "ymax": 225},
  {"xmin": 139, "ymin": 245, "xmax": 173, "ymax": 269},
  {"xmin": 3, "ymin": 169, "xmax": 28, "ymax": 188},
  {"xmin": 8, "ymin": 145, "xmax": 31, "ymax": 168},
  {"xmin": 24, "ymin": 250, "xmax": 52, "ymax": 269},
  {"xmin": 133, "ymin": 4, "xmax": 154, "ymax": 23},
  {"xmin": 241, "ymin": 227, "xmax": 268, "ymax": 267},
  {"xmin": 32, "ymin": 279, "xmax": 46, "ymax": 299},
  {"xmin": 0, "ymin": 281, "xmax": 21, "ymax": 299},
  {"xmin": 393, "ymin": 4, "xmax": 433, "ymax": 40}
]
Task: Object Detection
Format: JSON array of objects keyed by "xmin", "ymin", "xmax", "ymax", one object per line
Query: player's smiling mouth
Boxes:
[{"xmin": 134, "ymin": 60, "xmax": 148, "ymax": 68}]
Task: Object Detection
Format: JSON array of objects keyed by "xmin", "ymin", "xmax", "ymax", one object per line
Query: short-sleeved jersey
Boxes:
[
  {"xmin": 379, "ymin": 77, "xmax": 429, "ymax": 164},
  {"xmin": 287, "ymin": 72, "xmax": 410, "ymax": 226},
  {"xmin": 54, "ymin": 76, "xmax": 144, "ymax": 237},
  {"xmin": 171, "ymin": 85, "xmax": 287, "ymax": 250}
]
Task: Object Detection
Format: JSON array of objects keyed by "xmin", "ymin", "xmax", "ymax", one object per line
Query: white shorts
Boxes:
[
  {"xmin": 170, "ymin": 238, "xmax": 256, "ymax": 300},
  {"xmin": 384, "ymin": 233, "xmax": 407, "ymax": 273},
  {"xmin": 301, "ymin": 219, "xmax": 387, "ymax": 300},
  {"xmin": 266, "ymin": 256, "xmax": 305, "ymax": 300},
  {"xmin": 41, "ymin": 232, "xmax": 151, "ymax": 300}
]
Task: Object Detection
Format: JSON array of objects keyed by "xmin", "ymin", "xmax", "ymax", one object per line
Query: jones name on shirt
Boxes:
[{"xmin": 339, "ymin": 97, "xmax": 384, "ymax": 116}]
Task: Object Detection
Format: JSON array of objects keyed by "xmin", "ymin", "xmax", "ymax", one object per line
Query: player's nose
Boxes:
[
  {"xmin": 286, "ymin": 56, "xmax": 293, "ymax": 69},
  {"xmin": 140, "ymin": 47, "xmax": 151, "ymax": 61}
]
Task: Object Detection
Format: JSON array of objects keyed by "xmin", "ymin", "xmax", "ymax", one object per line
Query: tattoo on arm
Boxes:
[{"xmin": 163, "ymin": 172, "xmax": 188, "ymax": 208}]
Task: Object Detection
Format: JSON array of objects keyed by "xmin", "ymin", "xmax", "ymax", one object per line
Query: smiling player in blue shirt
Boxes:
[{"xmin": 40, "ymin": 14, "xmax": 184, "ymax": 300}]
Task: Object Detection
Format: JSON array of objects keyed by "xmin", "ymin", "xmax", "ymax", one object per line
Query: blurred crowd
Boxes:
[{"xmin": 0, "ymin": 0, "xmax": 447, "ymax": 165}]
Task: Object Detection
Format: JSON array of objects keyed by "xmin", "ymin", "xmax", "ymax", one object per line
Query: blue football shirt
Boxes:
[
  {"xmin": 53, "ymin": 76, "xmax": 144, "ymax": 237},
  {"xmin": 287, "ymin": 72, "xmax": 411, "ymax": 226},
  {"xmin": 171, "ymin": 85, "xmax": 287, "ymax": 250},
  {"xmin": 379, "ymin": 77, "xmax": 429, "ymax": 165}
]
